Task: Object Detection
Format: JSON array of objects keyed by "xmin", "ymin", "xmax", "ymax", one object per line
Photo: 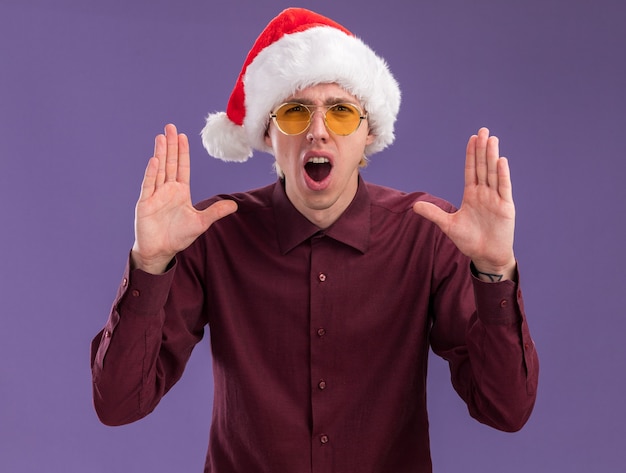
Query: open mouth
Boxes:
[{"xmin": 304, "ymin": 156, "xmax": 332, "ymax": 182}]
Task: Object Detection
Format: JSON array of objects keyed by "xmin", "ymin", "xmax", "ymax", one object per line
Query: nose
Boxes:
[{"xmin": 306, "ymin": 109, "xmax": 329, "ymax": 142}]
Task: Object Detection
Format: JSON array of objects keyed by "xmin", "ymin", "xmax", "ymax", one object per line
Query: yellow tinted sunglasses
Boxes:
[{"xmin": 269, "ymin": 102, "xmax": 367, "ymax": 136}]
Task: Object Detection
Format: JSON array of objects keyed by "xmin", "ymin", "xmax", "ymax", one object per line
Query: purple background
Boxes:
[{"xmin": 2, "ymin": 0, "xmax": 624, "ymax": 471}]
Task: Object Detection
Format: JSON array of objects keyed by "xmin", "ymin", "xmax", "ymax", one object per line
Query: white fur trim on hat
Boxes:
[{"xmin": 243, "ymin": 26, "xmax": 400, "ymax": 157}]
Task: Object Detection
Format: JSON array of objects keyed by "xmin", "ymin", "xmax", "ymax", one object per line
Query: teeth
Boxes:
[{"xmin": 307, "ymin": 157, "xmax": 330, "ymax": 164}]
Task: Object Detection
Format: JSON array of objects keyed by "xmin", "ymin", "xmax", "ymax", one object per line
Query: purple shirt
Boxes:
[{"xmin": 91, "ymin": 178, "xmax": 538, "ymax": 473}]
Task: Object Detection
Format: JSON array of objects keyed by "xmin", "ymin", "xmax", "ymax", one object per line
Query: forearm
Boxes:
[
  {"xmin": 459, "ymin": 275, "xmax": 538, "ymax": 431},
  {"xmin": 91, "ymin": 306, "xmax": 167, "ymax": 426},
  {"xmin": 91, "ymin": 259, "xmax": 183, "ymax": 426}
]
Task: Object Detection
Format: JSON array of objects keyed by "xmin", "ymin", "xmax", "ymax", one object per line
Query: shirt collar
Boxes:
[{"xmin": 273, "ymin": 176, "xmax": 371, "ymax": 255}]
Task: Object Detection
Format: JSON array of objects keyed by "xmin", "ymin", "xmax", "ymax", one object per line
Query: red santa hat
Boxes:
[{"xmin": 201, "ymin": 7, "xmax": 401, "ymax": 162}]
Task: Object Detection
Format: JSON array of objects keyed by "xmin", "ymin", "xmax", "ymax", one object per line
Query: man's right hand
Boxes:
[{"xmin": 131, "ymin": 124, "xmax": 238, "ymax": 274}]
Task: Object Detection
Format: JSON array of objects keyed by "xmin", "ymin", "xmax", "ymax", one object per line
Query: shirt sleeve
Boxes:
[
  {"xmin": 90, "ymin": 254, "xmax": 205, "ymax": 426},
  {"xmin": 430, "ymin": 261, "xmax": 539, "ymax": 432}
]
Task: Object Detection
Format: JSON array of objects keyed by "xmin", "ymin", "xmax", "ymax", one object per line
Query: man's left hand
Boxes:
[{"xmin": 412, "ymin": 127, "xmax": 516, "ymax": 281}]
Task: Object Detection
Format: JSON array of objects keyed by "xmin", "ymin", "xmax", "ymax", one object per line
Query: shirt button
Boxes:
[
  {"xmin": 320, "ymin": 434, "xmax": 329, "ymax": 445},
  {"xmin": 122, "ymin": 278, "xmax": 128, "ymax": 287},
  {"xmin": 318, "ymin": 380, "xmax": 327, "ymax": 390},
  {"xmin": 104, "ymin": 330, "xmax": 112, "ymax": 338},
  {"xmin": 317, "ymin": 328, "xmax": 326, "ymax": 337},
  {"xmin": 499, "ymin": 299, "xmax": 508, "ymax": 308},
  {"xmin": 318, "ymin": 273, "xmax": 327, "ymax": 282},
  {"xmin": 132, "ymin": 289, "xmax": 140, "ymax": 297}
]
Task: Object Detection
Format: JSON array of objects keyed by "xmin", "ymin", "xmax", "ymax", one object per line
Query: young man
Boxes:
[{"xmin": 91, "ymin": 8, "xmax": 538, "ymax": 473}]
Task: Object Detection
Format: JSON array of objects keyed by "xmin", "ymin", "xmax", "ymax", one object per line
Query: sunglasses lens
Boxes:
[
  {"xmin": 326, "ymin": 103, "xmax": 362, "ymax": 135},
  {"xmin": 273, "ymin": 103, "xmax": 311, "ymax": 134},
  {"xmin": 272, "ymin": 103, "xmax": 364, "ymax": 135}
]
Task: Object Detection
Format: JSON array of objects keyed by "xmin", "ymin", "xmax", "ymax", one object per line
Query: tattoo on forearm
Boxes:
[{"xmin": 476, "ymin": 271, "xmax": 503, "ymax": 282}]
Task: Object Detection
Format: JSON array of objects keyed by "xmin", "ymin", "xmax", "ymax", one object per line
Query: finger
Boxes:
[
  {"xmin": 138, "ymin": 157, "xmax": 159, "ymax": 202},
  {"xmin": 475, "ymin": 127, "xmax": 489, "ymax": 185},
  {"xmin": 199, "ymin": 200, "xmax": 239, "ymax": 229},
  {"xmin": 154, "ymin": 133, "xmax": 167, "ymax": 187},
  {"xmin": 497, "ymin": 157, "xmax": 514, "ymax": 202},
  {"xmin": 177, "ymin": 133, "xmax": 191, "ymax": 185},
  {"xmin": 412, "ymin": 201, "xmax": 451, "ymax": 234},
  {"xmin": 465, "ymin": 134, "xmax": 478, "ymax": 188},
  {"xmin": 165, "ymin": 124, "xmax": 179, "ymax": 182},
  {"xmin": 486, "ymin": 135, "xmax": 500, "ymax": 189}
]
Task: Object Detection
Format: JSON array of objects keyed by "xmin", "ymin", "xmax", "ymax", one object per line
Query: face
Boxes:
[{"xmin": 265, "ymin": 83, "xmax": 375, "ymax": 229}]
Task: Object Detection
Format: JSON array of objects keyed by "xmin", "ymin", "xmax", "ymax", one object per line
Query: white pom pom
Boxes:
[{"xmin": 201, "ymin": 112, "xmax": 253, "ymax": 162}]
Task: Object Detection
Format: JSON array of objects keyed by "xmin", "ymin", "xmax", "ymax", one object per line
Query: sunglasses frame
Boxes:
[{"xmin": 269, "ymin": 102, "xmax": 368, "ymax": 136}]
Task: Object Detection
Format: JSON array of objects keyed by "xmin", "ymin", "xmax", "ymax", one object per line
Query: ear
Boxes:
[
  {"xmin": 264, "ymin": 128, "xmax": 273, "ymax": 148},
  {"xmin": 365, "ymin": 130, "xmax": 376, "ymax": 146}
]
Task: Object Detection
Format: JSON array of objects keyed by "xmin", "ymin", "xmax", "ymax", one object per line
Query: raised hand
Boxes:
[
  {"xmin": 412, "ymin": 127, "xmax": 516, "ymax": 281},
  {"xmin": 131, "ymin": 124, "xmax": 238, "ymax": 274}
]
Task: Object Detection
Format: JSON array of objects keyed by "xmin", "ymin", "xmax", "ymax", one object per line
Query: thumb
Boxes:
[
  {"xmin": 199, "ymin": 199, "xmax": 238, "ymax": 228},
  {"xmin": 412, "ymin": 201, "xmax": 450, "ymax": 232}
]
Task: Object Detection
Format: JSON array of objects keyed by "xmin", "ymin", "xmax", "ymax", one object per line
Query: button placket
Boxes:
[
  {"xmin": 310, "ymin": 236, "xmax": 337, "ymax": 468},
  {"xmin": 313, "ymin": 270, "xmax": 328, "ymax": 395}
]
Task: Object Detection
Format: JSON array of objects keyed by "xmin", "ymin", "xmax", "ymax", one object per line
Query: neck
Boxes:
[
  {"xmin": 302, "ymin": 207, "xmax": 345, "ymax": 230},
  {"xmin": 284, "ymin": 174, "xmax": 360, "ymax": 230}
]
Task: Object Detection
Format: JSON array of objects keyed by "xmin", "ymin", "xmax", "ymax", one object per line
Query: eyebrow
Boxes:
[{"xmin": 287, "ymin": 96, "xmax": 357, "ymax": 106}]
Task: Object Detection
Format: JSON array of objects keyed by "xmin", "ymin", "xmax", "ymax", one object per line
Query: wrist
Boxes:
[
  {"xmin": 471, "ymin": 258, "xmax": 517, "ymax": 282},
  {"xmin": 130, "ymin": 248, "xmax": 174, "ymax": 275}
]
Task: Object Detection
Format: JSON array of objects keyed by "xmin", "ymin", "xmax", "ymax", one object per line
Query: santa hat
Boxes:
[{"xmin": 201, "ymin": 7, "xmax": 401, "ymax": 162}]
